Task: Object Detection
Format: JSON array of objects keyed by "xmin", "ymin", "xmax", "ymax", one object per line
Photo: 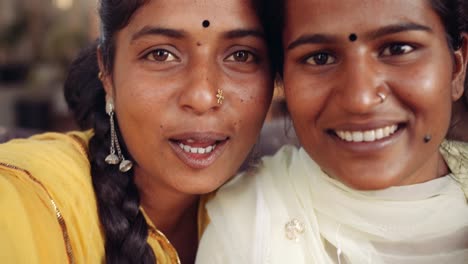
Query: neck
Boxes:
[
  {"xmin": 134, "ymin": 168, "xmax": 199, "ymax": 236},
  {"xmin": 135, "ymin": 168, "xmax": 200, "ymax": 263}
]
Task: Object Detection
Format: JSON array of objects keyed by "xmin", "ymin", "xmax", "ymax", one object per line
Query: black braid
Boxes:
[
  {"xmin": 64, "ymin": 43, "xmax": 156, "ymax": 263},
  {"xmin": 63, "ymin": 0, "xmax": 155, "ymax": 261}
]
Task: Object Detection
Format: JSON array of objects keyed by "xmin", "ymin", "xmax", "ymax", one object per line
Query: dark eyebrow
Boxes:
[
  {"xmin": 287, "ymin": 34, "xmax": 338, "ymax": 50},
  {"xmin": 223, "ymin": 29, "xmax": 265, "ymax": 40},
  {"xmin": 365, "ymin": 22, "xmax": 432, "ymax": 40},
  {"xmin": 131, "ymin": 26, "xmax": 186, "ymax": 42},
  {"xmin": 287, "ymin": 23, "xmax": 432, "ymax": 51}
]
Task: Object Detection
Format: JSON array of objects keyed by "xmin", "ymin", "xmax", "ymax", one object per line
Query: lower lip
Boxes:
[
  {"xmin": 331, "ymin": 127, "xmax": 404, "ymax": 153},
  {"xmin": 169, "ymin": 140, "xmax": 228, "ymax": 169}
]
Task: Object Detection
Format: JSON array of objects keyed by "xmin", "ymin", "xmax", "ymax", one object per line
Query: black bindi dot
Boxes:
[
  {"xmin": 348, "ymin": 33, "xmax": 357, "ymax": 42},
  {"xmin": 202, "ymin": 20, "xmax": 210, "ymax": 28}
]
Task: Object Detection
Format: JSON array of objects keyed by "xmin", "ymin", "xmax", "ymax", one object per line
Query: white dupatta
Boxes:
[{"xmin": 197, "ymin": 141, "xmax": 468, "ymax": 264}]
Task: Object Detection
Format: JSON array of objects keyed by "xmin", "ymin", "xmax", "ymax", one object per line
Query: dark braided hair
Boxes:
[
  {"xmin": 65, "ymin": 0, "xmax": 156, "ymax": 263},
  {"xmin": 64, "ymin": 0, "xmax": 277, "ymax": 263}
]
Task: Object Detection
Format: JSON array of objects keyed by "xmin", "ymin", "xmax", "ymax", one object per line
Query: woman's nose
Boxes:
[
  {"xmin": 178, "ymin": 63, "xmax": 221, "ymax": 115},
  {"xmin": 337, "ymin": 57, "xmax": 386, "ymax": 114}
]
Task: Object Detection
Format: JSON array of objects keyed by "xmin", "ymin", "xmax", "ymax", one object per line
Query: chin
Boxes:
[
  {"xmin": 179, "ymin": 176, "xmax": 231, "ymax": 195},
  {"xmin": 339, "ymin": 174, "xmax": 400, "ymax": 191}
]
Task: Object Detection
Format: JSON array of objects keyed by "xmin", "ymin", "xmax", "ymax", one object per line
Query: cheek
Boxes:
[
  {"xmin": 390, "ymin": 62, "xmax": 453, "ymax": 114},
  {"xmin": 234, "ymin": 74, "xmax": 273, "ymax": 109},
  {"xmin": 283, "ymin": 71, "xmax": 328, "ymax": 124},
  {"xmin": 232, "ymin": 78, "xmax": 273, "ymax": 133}
]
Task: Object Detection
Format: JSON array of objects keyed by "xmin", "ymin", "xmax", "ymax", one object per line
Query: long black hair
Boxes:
[{"xmin": 64, "ymin": 0, "xmax": 276, "ymax": 263}]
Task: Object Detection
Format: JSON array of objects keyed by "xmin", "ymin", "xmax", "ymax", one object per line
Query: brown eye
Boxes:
[
  {"xmin": 225, "ymin": 50, "xmax": 256, "ymax": 63},
  {"xmin": 305, "ymin": 52, "xmax": 336, "ymax": 65},
  {"xmin": 146, "ymin": 49, "xmax": 178, "ymax": 62},
  {"xmin": 381, "ymin": 43, "xmax": 414, "ymax": 56}
]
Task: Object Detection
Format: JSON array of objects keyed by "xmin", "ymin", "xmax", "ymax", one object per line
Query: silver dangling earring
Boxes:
[{"xmin": 104, "ymin": 98, "xmax": 133, "ymax": 172}]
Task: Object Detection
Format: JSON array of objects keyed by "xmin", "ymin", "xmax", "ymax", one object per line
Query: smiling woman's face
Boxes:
[
  {"xmin": 100, "ymin": 0, "xmax": 273, "ymax": 195},
  {"xmin": 283, "ymin": 0, "xmax": 467, "ymax": 189}
]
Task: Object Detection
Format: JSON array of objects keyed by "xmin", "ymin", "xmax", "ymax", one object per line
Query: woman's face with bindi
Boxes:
[
  {"xmin": 283, "ymin": 0, "xmax": 467, "ymax": 189},
  {"xmin": 100, "ymin": 0, "xmax": 273, "ymax": 195}
]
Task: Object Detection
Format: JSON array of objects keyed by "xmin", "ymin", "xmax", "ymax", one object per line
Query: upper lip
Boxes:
[
  {"xmin": 327, "ymin": 120, "xmax": 404, "ymax": 132},
  {"xmin": 169, "ymin": 132, "xmax": 229, "ymax": 142}
]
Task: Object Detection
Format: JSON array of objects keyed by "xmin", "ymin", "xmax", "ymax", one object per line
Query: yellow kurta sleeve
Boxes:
[
  {"xmin": 0, "ymin": 166, "xmax": 68, "ymax": 263},
  {"xmin": 0, "ymin": 130, "xmax": 209, "ymax": 263},
  {"xmin": 0, "ymin": 131, "xmax": 103, "ymax": 264}
]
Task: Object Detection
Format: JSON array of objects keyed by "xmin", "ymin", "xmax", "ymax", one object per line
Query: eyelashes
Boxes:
[
  {"xmin": 144, "ymin": 49, "xmax": 179, "ymax": 62},
  {"xmin": 379, "ymin": 43, "xmax": 415, "ymax": 56},
  {"xmin": 142, "ymin": 48, "xmax": 259, "ymax": 64},
  {"xmin": 300, "ymin": 43, "xmax": 417, "ymax": 66},
  {"xmin": 302, "ymin": 52, "xmax": 337, "ymax": 66},
  {"xmin": 224, "ymin": 50, "xmax": 258, "ymax": 63}
]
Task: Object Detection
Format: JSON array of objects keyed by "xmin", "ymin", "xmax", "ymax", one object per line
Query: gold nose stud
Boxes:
[{"xmin": 216, "ymin": 89, "xmax": 224, "ymax": 105}]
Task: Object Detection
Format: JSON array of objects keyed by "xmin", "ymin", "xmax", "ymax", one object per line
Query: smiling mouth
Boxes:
[
  {"xmin": 177, "ymin": 140, "xmax": 217, "ymax": 154},
  {"xmin": 333, "ymin": 124, "xmax": 403, "ymax": 142},
  {"xmin": 169, "ymin": 136, "xmax": 230, "ymax": 169}
]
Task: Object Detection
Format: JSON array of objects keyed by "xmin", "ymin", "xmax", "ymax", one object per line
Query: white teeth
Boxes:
[
  {"xmin": 345, "ymin": 131, "xmax": 353, "ymax": 141},
  {"xmin": 178, "ymin": 142, "xmax": 217, "ymax": 154},
  {"xmin": 375, "ymin": 128, "xmax": 384, "ymax": 139},
  {"xmin": 352, "ymin": 131, "xmax": 364, "ymax": 142},
  {"xmin": 363, "ymin": 130, "xmax": 375, "ymax": 142},
  {"xmin": 335, "ymin": 125, "xmax": 398, "ymax": 142}
]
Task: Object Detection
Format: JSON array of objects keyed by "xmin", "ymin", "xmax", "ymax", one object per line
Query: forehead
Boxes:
[
  {"xmin": 284, "ymin": 0, "xmax": 443, "ymax": 39},
  {"xmin": 126, "ymin": 0, "xmax": 259, "ymax": 33}
]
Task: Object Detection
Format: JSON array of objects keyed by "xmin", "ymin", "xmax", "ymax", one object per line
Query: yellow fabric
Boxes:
[{"xmin": 0, "ymin": 131, "xmax": 209, "ymax": 264}]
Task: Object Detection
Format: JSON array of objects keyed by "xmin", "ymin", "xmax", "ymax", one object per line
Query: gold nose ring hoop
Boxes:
[{"xmin": 377, "ymin": 92, "xmax": 386, "ymax": 103}]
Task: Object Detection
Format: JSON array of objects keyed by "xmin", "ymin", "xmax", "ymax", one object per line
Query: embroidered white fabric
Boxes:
[{"xmin": 196, "ymin": 142, "xmax": 468, "ymax": 264}]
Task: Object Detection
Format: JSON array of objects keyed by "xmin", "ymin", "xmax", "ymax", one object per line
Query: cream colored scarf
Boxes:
[{"xmin": 197, "ymin": 141, "xmax": 468, "ymax": 263}]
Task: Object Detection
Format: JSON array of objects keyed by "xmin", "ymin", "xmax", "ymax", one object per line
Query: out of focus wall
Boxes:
[{"xmin": 0, "ymin": 0, "xmax": 98, "ymax": 131}]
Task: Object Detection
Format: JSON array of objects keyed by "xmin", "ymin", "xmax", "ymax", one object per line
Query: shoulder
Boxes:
[
  {"xmin": 210, "ymin": 144, "xmax": 299, "ymax": 210},
  {"xmin": 0, "ymin": 130, "xmax": 91, "ymax": 168},
  {"xmin": 0, "ymin": 130, "xmax": 104, "ymax": 263},
  {"xmin": 199, "ymin": 145, "xmax": 303, "ymax": 263},
  {"xmin": 440, "ymin": 140, "xmax": 468, "ymax": 198},
  {"xmin": 205, "ymin": 145, "xmax": 300, "ymax": 238}
]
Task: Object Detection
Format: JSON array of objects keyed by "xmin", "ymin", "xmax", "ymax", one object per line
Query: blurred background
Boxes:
[
  {"xmin": 0, "ymin": 0, "xmax": 98, "ymax": 137},
  {"xmin": 0, "ymin": 0, "xmax": 296, "ymax": 150}
]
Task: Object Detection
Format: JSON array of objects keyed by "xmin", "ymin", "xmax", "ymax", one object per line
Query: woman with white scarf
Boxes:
[{"xmin": 196, "ymin": 0, "xmax": 468, "ymax": 263}]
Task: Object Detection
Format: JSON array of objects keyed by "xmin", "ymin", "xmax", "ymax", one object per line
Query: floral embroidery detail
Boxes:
[
  {"xmin": 440, "ymin": 140, "xmax": 468, "ymax": 199},
  {"xmin": 285, "ymin": 218, "xmax": 305, "ymax": 242}
]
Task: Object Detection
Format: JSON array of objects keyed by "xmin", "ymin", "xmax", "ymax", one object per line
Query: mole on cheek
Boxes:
[
  {"xmin": 348, "ymin": 33, "xmax": 357, "ymax": 42},
  {"xmin": 202, "ymin": 20, "xmax": 210, "ymax": 28}
]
